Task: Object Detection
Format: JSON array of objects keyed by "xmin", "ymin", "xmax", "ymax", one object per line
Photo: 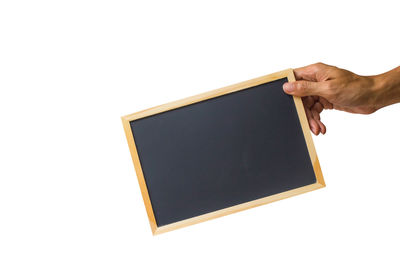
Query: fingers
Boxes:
[
  {"xmin": 283, "ymin": 80, "xmax": 321, "ymax": 97},
  {"xmin": 316, "ymin": 119, "xmax": 326, "ymax": 134},
  {"xmin": 303, "ymin": 96, "xmax": 314, "ymax": 108},
  {"xmin": 284, "ymin": 62, "xmax": 331, "ymax": 135},
  {"xmin": 293, "ymin": 62, "xmax": 328, "ymax": 81},
  {"xmin": 311, "ymin": 108, "xmax": 327, "ymax": 134},
  {"xmin": 294, "ymin": 65, "xmax": 318, "ymax": 81},
  {"xmin": 302, "ymin": 96, "xmax": 327, "ymax": 135},
  {"xmin": 304, "ymin": 107, "xmax": 320, "ymax": 135},
  {"xmin": 313, "ymin": 102, "xmax": 324, "ymax": 113},
  {"xmin": 319, "ymin": 97, "xmax": 333, "ymax": 109},
  {"xmin": 302, "ymin": 97, "xmax": 319, "ymax": 135},
  {"xmin": 311, "ymin": 107, "xmax": 320, "ymax": 121}
]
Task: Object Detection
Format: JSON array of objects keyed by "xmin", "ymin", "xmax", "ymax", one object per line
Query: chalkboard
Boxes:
[{"xmin": 122, "ymin": 69, "xmax": 325, "ymax": 235}]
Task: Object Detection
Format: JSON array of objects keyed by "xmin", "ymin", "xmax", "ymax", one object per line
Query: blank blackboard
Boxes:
[{"xmin": 122, "ymin": 69, "xmax": 325, "ymax": 235}]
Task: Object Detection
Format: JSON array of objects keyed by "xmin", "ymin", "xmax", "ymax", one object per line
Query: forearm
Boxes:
[{"xmin": 371, "ymin": 66, "xmax": 400, "ymax": 109}]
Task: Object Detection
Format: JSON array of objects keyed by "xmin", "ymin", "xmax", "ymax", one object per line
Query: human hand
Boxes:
[{"xmin": 283, "ymin": 63, "xmax": 381, "ymax": 135}]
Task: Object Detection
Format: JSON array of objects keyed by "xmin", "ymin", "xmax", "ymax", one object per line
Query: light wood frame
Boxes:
[{"xmin": 122, "ymin": 69, "xmax": 325, "ymax": 235}]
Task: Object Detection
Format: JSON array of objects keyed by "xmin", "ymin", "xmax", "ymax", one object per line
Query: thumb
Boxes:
[{"xmin": 283, "ymin": 81, "xmax": 320, "ymax": 97}]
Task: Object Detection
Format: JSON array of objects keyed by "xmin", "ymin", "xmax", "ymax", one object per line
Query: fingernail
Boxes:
[{"xmin": 283, "ymin": 82, "xmax": 293, "ymax": 93}]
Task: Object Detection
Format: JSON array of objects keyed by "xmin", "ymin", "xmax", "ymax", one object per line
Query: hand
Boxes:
[{"xmin": 283, "ymin": 63, "xmax": 381, "ymax": 135}]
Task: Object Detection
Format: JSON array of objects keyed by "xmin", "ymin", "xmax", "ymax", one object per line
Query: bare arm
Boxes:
[
  {"xmin": 282, "ymin": 63, "xmax": 400, "ymax": 135},
  {"xmin": 373, "ymin": 66, "xmax": 400, "ymax": 108}
]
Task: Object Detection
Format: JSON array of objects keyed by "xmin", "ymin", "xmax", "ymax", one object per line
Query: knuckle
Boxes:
[
  {"xmin": 296, "ymin": 82, "xmax": 306, "ymax": 93},
  {"xmin": 313, "ymin": 62, "xmax": 324, "ymax": 70}
]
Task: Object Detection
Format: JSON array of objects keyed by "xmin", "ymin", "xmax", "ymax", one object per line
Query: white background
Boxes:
[{"xmin": 1, "ymin": 1, "xmax": 399, "ymax": 266}]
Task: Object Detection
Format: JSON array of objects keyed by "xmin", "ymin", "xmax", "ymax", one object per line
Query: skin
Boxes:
[{"xmin": 282, "ymin": 63, "xmax": 400, "ymax": 135}]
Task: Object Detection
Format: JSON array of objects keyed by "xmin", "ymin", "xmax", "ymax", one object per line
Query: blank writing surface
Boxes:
[{"xmin": 130, "ymin": 78, "xmax": 316, "ymax": 227}]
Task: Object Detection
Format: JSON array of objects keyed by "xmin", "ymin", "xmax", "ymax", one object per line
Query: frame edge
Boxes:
[
  {"xmin": 121, "ymin": 116, "xmax": 158, "ymax": 234},
  {"xmin": 123, "ymin": 68, "xmax": 325, "ymax": 235},
  {"xmin": 287, "ymin": 69, "xmax": 326, "ymax": 187}
]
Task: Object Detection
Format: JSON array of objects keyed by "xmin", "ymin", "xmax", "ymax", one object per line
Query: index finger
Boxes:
[{"xmin": 294, "ymin": 62, "xmax": 329, "ymax": 81}]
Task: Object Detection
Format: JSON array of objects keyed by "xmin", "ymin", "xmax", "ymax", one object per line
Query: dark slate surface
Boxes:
[{"xmin": 130, "ymin": 78, "xmax": 316, "ymax": 227}]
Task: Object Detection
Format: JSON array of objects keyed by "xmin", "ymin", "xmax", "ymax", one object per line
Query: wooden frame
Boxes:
[{"xmin": 122, "ymin": 69, "xmax": 325, "ymax": 235}]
